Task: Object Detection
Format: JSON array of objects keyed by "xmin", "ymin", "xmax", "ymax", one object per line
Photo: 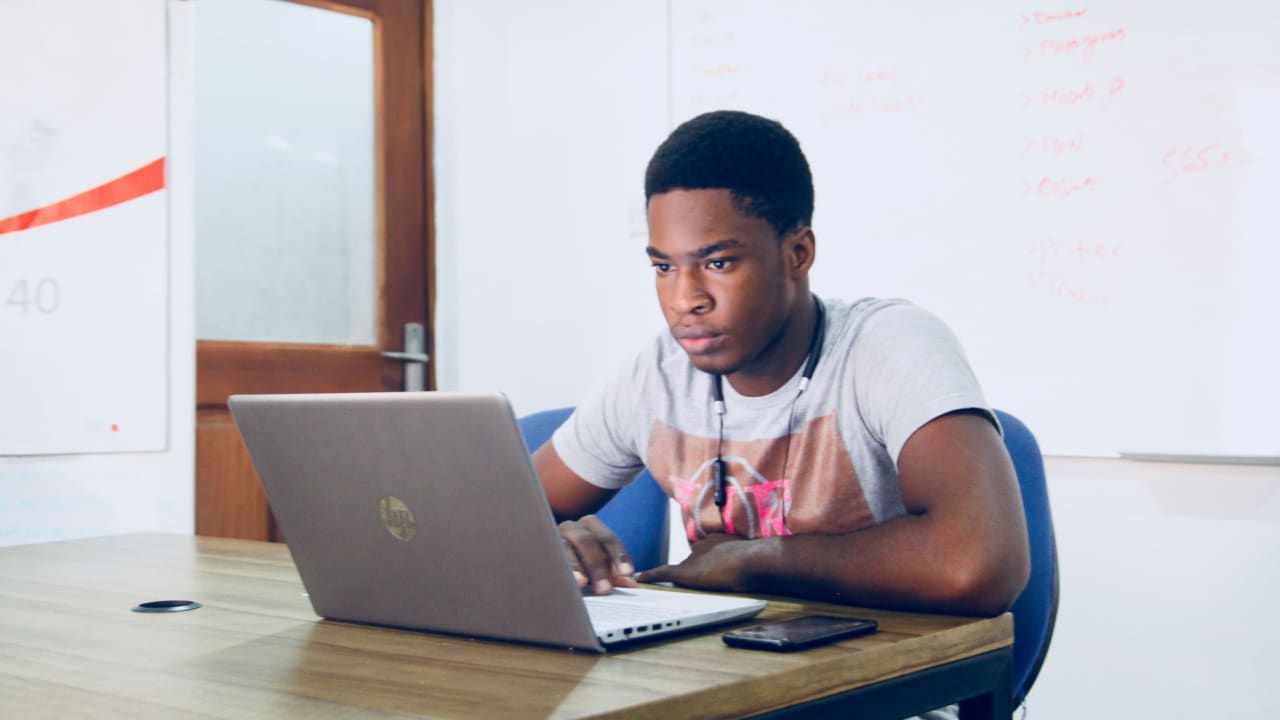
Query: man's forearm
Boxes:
[
  {"xmin": 636, "ymin": 414, "xmax": 1032, "ymax": 615},
  {"xmin": 711, "ymin": 511, "xmax": 1026, "ymax": 616}
]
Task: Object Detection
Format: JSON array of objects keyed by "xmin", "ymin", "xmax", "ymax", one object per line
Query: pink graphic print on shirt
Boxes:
[{"xmin": 647, "ymin": 414, "xmax": 876, "ymax": 541}]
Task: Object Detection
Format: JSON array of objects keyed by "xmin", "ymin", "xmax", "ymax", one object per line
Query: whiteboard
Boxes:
[
  {"xmin": 0, "ymin": 0, "xmax": 169, "ymax": 455},
  {"xmin": 670, "ymin": 0, "xmax": 1280, "ymax": 458}
]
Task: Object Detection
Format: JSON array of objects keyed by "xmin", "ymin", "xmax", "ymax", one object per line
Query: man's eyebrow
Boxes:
[{"xmin": 645, "ymin": 239, "xmax": 744, "ymax": 261}]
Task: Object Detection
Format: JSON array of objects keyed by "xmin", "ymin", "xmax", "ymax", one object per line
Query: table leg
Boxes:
[{"xmin": 957, "ymin": 647, "xmax": 1013, "ymax": 720}]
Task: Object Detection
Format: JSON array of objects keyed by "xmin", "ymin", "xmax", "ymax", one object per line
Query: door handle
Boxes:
[
  {"xmin": 382, "ymin": 322, "xmax": 428, "ymax": 391},
  {"xmin": 381, "ymin": 351, "xmax": 430, "ymax": 363}
]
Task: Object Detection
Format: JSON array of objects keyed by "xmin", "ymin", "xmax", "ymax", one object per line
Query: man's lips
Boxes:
[{"xmin": 673, "ymin": 327, "xmax": 724, "ymax": 354}]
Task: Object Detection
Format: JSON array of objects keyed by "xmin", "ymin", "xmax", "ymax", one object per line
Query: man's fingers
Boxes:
[
  {"xmin": 558, "ymin": 515, "xmax": 639, "ymax": 594},
  {"xmin": 560, "ymin": 537, "xmax": 588, "ymax": 588},
  {"xmin": 612, "ymin": 573, "xmax": 640, "ymax": 588},
  {"xmin": 634, "ymin": 564, "xmax": 673, "ymax": 585},
  {"xmin": 580, "ymin": 515, "xmax": 635, "ymax": 577},
  {"xmin": 559, "ymin": 518, "xmax": 616, "ymax": 594}
]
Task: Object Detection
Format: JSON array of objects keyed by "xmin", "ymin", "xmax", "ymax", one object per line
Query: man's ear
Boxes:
[{"xmin": 786, "ymin": 227, "xmax": 816, "ymax": 275}]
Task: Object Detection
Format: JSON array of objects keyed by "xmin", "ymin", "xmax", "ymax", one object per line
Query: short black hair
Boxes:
[{"xmin": 644, "ymin": 110, "xmax": 814, "ymax": 235}]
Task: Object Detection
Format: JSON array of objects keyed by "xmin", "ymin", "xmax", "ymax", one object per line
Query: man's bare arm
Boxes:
[
  {"xmin": 534, "ymin": 441, "xmax": 614, "ymax": 522},
  {"xmin": 637, "ymin": 411, "xmax": 1031, "ymax": 616}
]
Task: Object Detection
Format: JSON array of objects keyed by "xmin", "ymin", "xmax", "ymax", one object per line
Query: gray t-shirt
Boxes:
[{"xmin": 552, "ymin": 297, "xmax": 994, "ymax": 543}]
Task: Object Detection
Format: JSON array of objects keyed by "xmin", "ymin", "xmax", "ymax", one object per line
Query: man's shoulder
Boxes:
[
  {"xmin": 824, "ymin": 296, "xmax": 966, "ymax": 371},
  {"xmin": 825, "ymin": 296, "xmax": 933, "ymax": 340}
]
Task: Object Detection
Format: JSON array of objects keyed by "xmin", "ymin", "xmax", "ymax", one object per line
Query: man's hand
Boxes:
[
  {"xmin": 635, "ymin": 533, "xmax": 753, "ymax": 592},
  {"xmin": 558, "ymin": 514, "xmax": 639, "ymax": 595},
  {"xmin": 535, "ymin": 442, "xmax": 636, "ymax": 594}
]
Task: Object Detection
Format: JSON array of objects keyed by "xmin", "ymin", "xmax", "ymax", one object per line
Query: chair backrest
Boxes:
[
  {"xmin": 517, "ymin": 407, "xmax": 669, "ymax": 572},
  {"xmin": 994, "ymin": 409, "xmax": 1059, "ymax": 708}
]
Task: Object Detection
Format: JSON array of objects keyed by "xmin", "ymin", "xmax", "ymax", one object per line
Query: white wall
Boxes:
[
  {"xmin": 433, "ymin": 1, "xmax": 1280, "ymax": 716},
  {"xmin": 0, "ymin": 2, "xmax": 194, "ymax": 546},
  {"xmin": 1034, "ymin": 457, "xmax": 1280, "ymax": 716},
  {"xmin": 432, "ymin": 0, "xmax": 669, "ymax": 418}
]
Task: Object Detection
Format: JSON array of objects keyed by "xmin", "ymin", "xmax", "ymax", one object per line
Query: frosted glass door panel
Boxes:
[{"xmin": 195, "ymin": 0, "xmax": 376, "ymax": 345}]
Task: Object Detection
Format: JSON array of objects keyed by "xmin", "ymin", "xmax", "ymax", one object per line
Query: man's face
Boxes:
[{"xmin": 646, "ymin": 188, "xmax": 807, "ymax": 381}]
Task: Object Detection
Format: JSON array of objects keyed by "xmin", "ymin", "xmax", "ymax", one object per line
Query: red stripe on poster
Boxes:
[{"xmin": 0, "ymin": 157, "xmax": 166, "ymax": 235}]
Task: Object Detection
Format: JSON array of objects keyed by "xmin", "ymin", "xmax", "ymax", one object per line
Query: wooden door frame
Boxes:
[{"xmin": 196, "ymin": 0, "xmax": 434, "ymax": 540}]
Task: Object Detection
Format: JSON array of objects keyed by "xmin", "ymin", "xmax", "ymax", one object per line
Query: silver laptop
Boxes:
[{"xmin": 228, "ymin": 391, "xmax": 765, "ymax": 651}]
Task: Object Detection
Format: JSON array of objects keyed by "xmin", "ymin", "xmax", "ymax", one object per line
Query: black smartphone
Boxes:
[{"xmin": 722, "ymin": 614, "xmax": 878, "ymax": 652}]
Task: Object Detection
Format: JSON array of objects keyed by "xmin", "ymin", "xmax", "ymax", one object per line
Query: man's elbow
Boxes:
[{"xmin": 940, "ymin": 547, "xmax": 1031, "ymax": 617}]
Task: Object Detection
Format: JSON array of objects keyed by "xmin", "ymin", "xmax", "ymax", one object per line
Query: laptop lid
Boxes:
[{"xmin": 228, "ymin": 391, "xmax": 763, "ymax": 651}]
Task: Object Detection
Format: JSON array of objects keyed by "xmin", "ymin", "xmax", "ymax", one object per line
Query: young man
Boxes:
[{"xmin": 534, "ymin": 110, "xmax": 1029, "ymax": 618}]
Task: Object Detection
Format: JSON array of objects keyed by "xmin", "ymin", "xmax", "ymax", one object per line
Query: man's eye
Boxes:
[
  {"xmin": 707, "ymin": 258, "xmax": 732, "ymax": 270},
  {"xmin": 652, "ymin": 263, "xmax": 671, "ymax": 273}
]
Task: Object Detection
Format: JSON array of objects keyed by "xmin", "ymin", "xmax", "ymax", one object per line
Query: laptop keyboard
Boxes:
[{"xmin": 582, "ymin": 596, "xmax": 682, "ymax": 626}]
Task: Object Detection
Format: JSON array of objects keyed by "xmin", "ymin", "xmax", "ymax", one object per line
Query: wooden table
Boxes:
[{"xmin": 0, "ymin": 534, "xmax": 1012, "ymax": 719}]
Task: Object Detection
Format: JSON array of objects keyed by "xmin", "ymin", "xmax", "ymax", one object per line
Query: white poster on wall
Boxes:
[{"xmin": 0, "ymin": 1, "xmax": 169, "ymax": 455}]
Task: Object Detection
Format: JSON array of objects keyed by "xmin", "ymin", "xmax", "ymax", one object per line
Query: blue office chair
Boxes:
[
  {"xmin": 517, "ymin": 407, "xmax": 669, "ymax": 572},
  {"xmin": 994, "ymin": 409, "xmax": 1059, "ymax": 709}
]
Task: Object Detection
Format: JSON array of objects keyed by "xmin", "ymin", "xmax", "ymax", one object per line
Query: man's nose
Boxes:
[{"xmin": 671, "ymin": 269, "xmax": 711, "ymax": 315}]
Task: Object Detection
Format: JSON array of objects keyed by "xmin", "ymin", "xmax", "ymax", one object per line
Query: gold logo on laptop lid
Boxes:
[{"xmin": 378, "ymin": 496, "xmax": 416, "ymax": 541}]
